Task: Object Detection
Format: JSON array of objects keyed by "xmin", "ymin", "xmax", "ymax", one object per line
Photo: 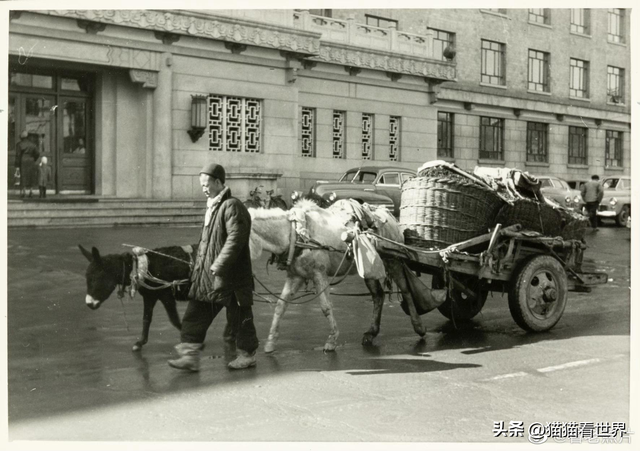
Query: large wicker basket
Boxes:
[
  {"xmin": 495, "ymin": 199, "xmax": 563, "ymax": 237},
  {"xmin": 400, "ymin": 173, "xmax": 506, "ymax": 249}
]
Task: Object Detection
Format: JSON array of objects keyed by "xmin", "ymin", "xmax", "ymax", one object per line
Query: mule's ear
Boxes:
[
  {"xmin": 91, "ymin": 247, "xmax": 102, "ymax": 264},
  {"xmin": 78, "ymin": 244, "xmax": 93, "ymax": 262}
]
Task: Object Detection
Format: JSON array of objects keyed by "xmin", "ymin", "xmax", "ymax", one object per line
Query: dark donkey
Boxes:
[{"xmin": 79, "ymin": 244, "xmax": 196, "ymax": 351}]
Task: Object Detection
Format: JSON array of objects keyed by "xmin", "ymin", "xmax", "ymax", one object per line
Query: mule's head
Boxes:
[{"xmin": 78, "ymin": 245, "xmax": 119, "ymax": 310}]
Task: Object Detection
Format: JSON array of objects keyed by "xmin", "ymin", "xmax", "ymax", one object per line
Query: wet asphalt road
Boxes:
[{"xmin": 6, "ymin": 222, "xmax": 632, "ymax": 443}]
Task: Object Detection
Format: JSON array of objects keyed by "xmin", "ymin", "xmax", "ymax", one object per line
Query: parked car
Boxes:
[
  {"xmin": 301, "ymin": 166, "xmax": 417, "ymax": 217},
  {"xmin": 597, "ymin": 175, "xmax": 631, "ymax": 226},
  {"xmin": 536, "ymin": 175, "xmax": 583, "ymax": 211}
]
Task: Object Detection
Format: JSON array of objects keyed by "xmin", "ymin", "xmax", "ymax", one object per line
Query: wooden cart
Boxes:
[{"xmin": 367, "ymin": 223, "xmax": 608, "ymax": 332}]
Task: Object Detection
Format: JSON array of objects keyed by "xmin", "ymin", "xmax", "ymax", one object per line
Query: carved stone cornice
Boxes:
[
  {"xmin": 311, "ymin": 42, "xmax": 456, "ymax": 81},
  {"xmin": 129, "ymin": 69, "xmax": 158, "ymax": 89},
  {"xmin": 41, "ymin": 9, "xmax": 321, "ymax": 55}
]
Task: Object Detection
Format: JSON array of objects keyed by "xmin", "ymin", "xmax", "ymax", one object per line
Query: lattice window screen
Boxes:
[
  {"xmin": 389, "ymin": 116, "xmax": 400, "ymax": 161},
  {"xmin": 208, "ymin": 95, "xmax": 261, "ymax": 153},
  {"xmin": 362, "ymin": 113, "xmax": 374, "ymax": 160},
  {"xmin": 333, "ymin": 111, "xmax": 345, "ymax": 159},
  {"xmin": 301, "ymin": 107, "xmax": 315, "ymax": 157}
]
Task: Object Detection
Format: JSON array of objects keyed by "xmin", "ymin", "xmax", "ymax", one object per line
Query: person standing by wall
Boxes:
[
  {"xmin": 14, "ymin": 130, "xmax": 40, "ymax": 198},
  {"xmin": 581, "ymin": 174, "xmax": 604, "ymax": 231},
  {"xmin": 38, "ymin": 156, "xmax": 52, "ymax": 199},
  {"xmin": 168, "ymin": 163, "xmax": 259, "ymax": 372}
]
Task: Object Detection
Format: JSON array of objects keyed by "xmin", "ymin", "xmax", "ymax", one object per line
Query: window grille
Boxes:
[
  {"xmin": 362, "ymin": 114, "xmax": 374, "ymax": 160},
  {"xmin": 528, "ymin": 49, "xmax": 550, "ymax": 92},
  {"xmin": 481, "ymin": 40, "xmax": 505, "ymax": 85},
  {"xmin": 365, "ymin": 14, "xmax": 398, "ymax": 29},
  {"xmin": 301, "ymin": 107, "xmax": 316, "ymax": 158},
  {"xmin": 608, "ymin": 9, "xmax": 624, "ymax": 43},
  {"xmin": 332, "ymin": 111, "xmax": 345, "ymax": 159},
  {"xmin": 570, "ymin": 9, "xmax": 589, "ymax": 34},
  {"xmin": 607, "ymin": 66, "xmax": 624, "ymax": 103},
  {"xmin": 529, "ymin": 9, "xmax": 550, "ymax": 25},
  {"xmin": 526, "ymin": 122, "xmax": 548, "ymax": 163},
  {"xmin": 430, "ymin": 29, "xmax": 455, "ymax": 61},
  {"xmin": 570, "ymin": 59, "xmax": 589, "ymax": 98},
  {"xmin": 479, "ymin": 117, "xmax": 503, "ymax": 160},
  {"xmin": 389, "ymin": 116, "xmax": 400, "ymax": 162},
  {"xmin": 568, "ymin": 127, "xmax": 588, "ymax": 165},
  {"xmin": 605, "ymin": 130, "xmax": 622, "ymax": 167},
  {"xmin": 437, "ymin": 112, "xmax": 454, "ymax": 158},
  {"xmin": 208, "ymin": 95, "xmax": 261, "ymax": 153}
]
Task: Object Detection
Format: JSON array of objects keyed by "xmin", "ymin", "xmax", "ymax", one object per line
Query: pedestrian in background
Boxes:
[
  {"xmin": 581, "ymin": 174, "xmax": 604, "ymax": 231},
  {"xmin": 168, "ymin": 163, "xmax": 259, "ymax": 372},
  {"xmin": 14, "ymin": 130, "xmax": 40, "ymax": 198},
  {"xmin": 38, "ymin": 156, "xmax": 52, "ymax": 199}
]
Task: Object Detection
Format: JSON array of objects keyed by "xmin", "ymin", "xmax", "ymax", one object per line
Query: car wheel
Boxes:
[{"xmin": 616, "ymin": 206, "xmax": 630, "ymax": 227}]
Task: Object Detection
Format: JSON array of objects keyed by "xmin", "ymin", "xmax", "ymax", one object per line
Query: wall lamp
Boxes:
[{"xmin": 188, "ymin": 94, "xmax": 207, "ymax": 143}]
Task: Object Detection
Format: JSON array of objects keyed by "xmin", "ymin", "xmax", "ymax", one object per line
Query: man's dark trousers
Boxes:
[
  {"xmin": 586, "ymin": 201, "xmax": 599, "ymax": 228},
  {"xmin": 180, "ymin": 288, "xmax": 259, "ymax": 354}
]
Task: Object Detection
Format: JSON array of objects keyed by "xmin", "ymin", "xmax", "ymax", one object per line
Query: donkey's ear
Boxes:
[
  {"xmin": 91, "ymin": 247, "xmax": 102, "ymax": 264},
  {"xmin": 78, "ymin": 244, "xmax": 93, "ymax": 262}
]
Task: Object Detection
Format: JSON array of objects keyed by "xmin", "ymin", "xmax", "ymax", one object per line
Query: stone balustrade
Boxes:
[{"xmin": 293, "ymin": 10, "xmax": 434, "ymax": 59}]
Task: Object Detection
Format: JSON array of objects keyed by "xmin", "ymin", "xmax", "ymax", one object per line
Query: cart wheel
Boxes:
[
  {"xmin": 508, "ymin": 255, "xmax": 567, "ymax": 332},
  {"xmin": 432, "ymin": 275, "xmax": 488, "ymax": 321}
]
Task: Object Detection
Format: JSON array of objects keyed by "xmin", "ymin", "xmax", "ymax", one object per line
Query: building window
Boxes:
[
  {"xmin": 430, "ymin": 29, "xmax": 455, "ymax": 61},
  {"xmin": 479, "ymin": 117, "xmax": 504, "ymax": 160},
  {"xmin": 332, "ymin": 111, "xmax": 345, "ymax": 159},
  {"xmin": 568, "ymin": 126, "xmax": 588, "ymax": 165},
  {"xmin": 389, "ymin": 116, "xmax": 401, "ymax": 162},
  {"xmin": 362, "ymin": 113, "xmax": 374, "ymax": 160},
  {"xmin": 300, "ymin": 107, "xmax": 316, "ymax": 158},
  {"xmin": 365, "ymin": 14, "xmax": 398, "ymax": 29},
  {"xmin": 605, "ymin": 131, "xmax": 623, "ymax": 167},
  {"xmin": 528, "ymin": 49, "xmax": 550, "ymax": 92},
  {"xmin": 308, "ymin": 9, "xmax": 332, "ymax": 18},
  {"xmin": 529, "ymin": 9, "xmax": 550, "ymax": 25},
  {"xmin": 437, "ymin": 112, "xmax": 454, "ymax": 158},
  {"xmin": 570, "ymin": 9, "xmax": 590, "ymax": 34},
  {"xmin": 607, "ymin": 66, "xmax": 624, "ymax": 103},
  {"xmin": 570, "ymin": 59, "xmax": 589, "ymax": 98},
  {"xmin": 608, "ymin": 9, "xmax": 624, "ymax": 43},
  {"xmin": 481, "ymin": 40, "xmax": 505, "ymax": 86},
  {"xmin": 526, "ymin": 122, "xmax": 548, "ymax": 163},
  {"xmin": 208, "ymin": 95, "xmax": 261, "ymax": 153}
]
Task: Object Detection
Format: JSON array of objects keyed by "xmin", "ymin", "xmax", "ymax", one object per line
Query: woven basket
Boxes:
[
  {"xmin": 495, "ymin": 199, "xmax": 563, "ymax": 237},
  {"xmin": 400, "ymin": 173, "xmax": 505, "ymax": 249},
  {"xmin": 560, "ymin": 211, "xmax": 589, "ymax": 241}
]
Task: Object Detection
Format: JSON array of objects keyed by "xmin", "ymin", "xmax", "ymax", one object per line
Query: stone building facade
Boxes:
[{"xmin": 7, "ymin": 8, "xmax": 630, "ymax": 200}]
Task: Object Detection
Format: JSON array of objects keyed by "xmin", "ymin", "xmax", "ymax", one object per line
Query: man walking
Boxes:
[
  {"xmin": 168, "ymin": 163, "xmax": 258, "ymax": 371},
  {"xmin": 580, "ymin": 174, "xmax": 604, "ymax": 231}
]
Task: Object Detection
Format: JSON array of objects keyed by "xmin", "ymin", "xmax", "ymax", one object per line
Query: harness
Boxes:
[{"xmin": 117, "ymin": 245, "xmax": 194, "ymax": 300}]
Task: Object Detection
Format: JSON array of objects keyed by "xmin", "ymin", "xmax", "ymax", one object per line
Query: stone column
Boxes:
[{"xmin": 152, "ymin": 53, "xmax": 173, "ymax": 199}]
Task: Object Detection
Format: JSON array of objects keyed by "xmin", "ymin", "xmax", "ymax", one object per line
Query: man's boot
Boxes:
[
  {"xmin": 228, "ymin": 350, "xmax": 256, "ymax": 370},
  {"xmin": 167, "ymin": 343, "xmax": 202, "ymax": 372}
]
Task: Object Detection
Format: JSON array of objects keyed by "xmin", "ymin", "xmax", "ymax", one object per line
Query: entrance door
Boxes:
[
  {"xmin": 9, "ymin": 94, "xmax": 56, "ymax": 193},
  {"xmin": 59, "ymin": 98, "xmax": 91, "ymax": 192}
]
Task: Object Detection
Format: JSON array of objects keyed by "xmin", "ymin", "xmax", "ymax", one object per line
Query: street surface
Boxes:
[{"xmin": 5, "ymin": 222, "xmax": 634, "ymax": 445}]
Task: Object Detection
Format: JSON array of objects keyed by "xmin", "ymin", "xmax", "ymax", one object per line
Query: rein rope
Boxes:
[{"xmin": 252, "ymin": 244, "xmax": 353, "ymax": 305}]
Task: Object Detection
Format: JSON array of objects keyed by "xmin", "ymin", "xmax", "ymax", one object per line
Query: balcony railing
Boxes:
[{"xmin": 293, "ymin": 10, "xmax": 435, "ymax": 59}]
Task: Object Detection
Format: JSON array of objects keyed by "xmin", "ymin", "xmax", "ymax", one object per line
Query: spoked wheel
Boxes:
[
  {"xmin": 432, "ymin": 274, "xmax": 488, "ymax": 321},
  {"xmin": 508, "ymin": 255, "xmax": 568, "ymax": 332}
]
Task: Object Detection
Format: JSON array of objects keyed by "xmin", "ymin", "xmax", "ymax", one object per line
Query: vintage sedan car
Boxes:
[
  {"xmin": 537, "ymin": 175, "xmax": 583, "ymax": 211},
  {"xmin": 597, "ymin": 175, "xmax": 631, "ymax": 226},
  {"xmin": 302, "ymin": 166, "xmax": 416, "ymax": 217}
]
